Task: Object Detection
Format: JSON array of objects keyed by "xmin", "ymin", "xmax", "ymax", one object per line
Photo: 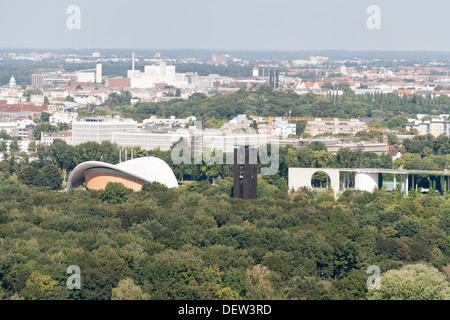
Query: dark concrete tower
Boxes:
[{"xmin": 233, "ymin": 145, "xmax": 257, "ymax": 199}]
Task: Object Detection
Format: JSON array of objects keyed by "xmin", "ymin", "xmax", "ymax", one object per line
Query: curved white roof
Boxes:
[{"xmin": 67, "ymin": 156, "xmax": 178, "ymax": 190}]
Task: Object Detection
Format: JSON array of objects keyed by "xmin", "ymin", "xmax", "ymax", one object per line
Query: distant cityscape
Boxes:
[{"xmin": 2, "ymin": 50, "xmax": 450, "ymax": 159}]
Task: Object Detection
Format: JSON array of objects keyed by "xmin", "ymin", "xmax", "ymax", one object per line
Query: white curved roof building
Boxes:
[{"xmin": 67, "ymin": 156, "xmax": 178, "ymax": 191}]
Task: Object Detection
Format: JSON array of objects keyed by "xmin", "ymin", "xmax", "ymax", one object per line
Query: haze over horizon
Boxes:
[{"xmin": 0, "ymin": 0, "xmax": 449, "ymax": 52}]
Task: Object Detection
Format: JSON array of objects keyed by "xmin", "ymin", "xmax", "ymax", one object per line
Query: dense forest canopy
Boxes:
[
  {"xmin": 0, "ymin": 130, "xmax": 449, "ymax": 300},
  {"xmin": 107, "ymin": 86, "xmax": 450, "ymax": 128},
  {"xmin": 1, "ymin": 166, "xmax": 450, "ymax": 300}
]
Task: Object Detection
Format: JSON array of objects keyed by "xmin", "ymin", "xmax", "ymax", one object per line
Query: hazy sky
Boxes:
[{"xmin": 1, "ymin": 0, "xmax": 449, "ymax": 51}]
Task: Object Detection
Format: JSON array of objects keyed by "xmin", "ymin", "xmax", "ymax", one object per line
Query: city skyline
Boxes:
[{"xmin": 1, "ymin": 0, "xmax": 450, "ymax": 51}]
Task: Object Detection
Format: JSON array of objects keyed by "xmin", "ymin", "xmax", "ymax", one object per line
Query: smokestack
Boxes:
[{"xmin": 132, "ymin": 52, "xmax": 135, "ymax": 71}]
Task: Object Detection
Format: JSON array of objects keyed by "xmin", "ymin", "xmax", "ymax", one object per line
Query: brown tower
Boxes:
[{"xmin": 233, "ymin": 146, "xmax": 257, "ymax": 199}]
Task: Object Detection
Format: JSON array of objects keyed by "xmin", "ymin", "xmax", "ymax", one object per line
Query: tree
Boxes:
[
  {"xmin": 111, "ymin": 278, "xmax": 149, "ymax": 300},
  {"xmin": 40, "ymin": 112, "xmax": 50, "ymax": 123},
  {"xmin": 202, "ymin": 148, "xmax": 222, "ymax": 176},
  {"xmin": 39, "ymin": 164, "xmax": 63, "ymax": 190},
  {"xmin": 17, "ymin": 165, "xmax": 39, "ymax": 186},
  {"xmin": 312, "ymin": 150, "xmax": 334, "ymax": 168},
  {"xmin": 367, "ymin": 264, "xmax": 450, "ymax": 300},
  {"xmin": 245, "ymin": 265, "xmax": 278, "ymax": 300},
  {"xmin": 336, "ymin": 148, "xmax": 360, "ymax": 168},
  {"xmin": 99, "ymin": 182, "xmax": 130, "ymax": 204},
  {"xmin": 295, "ymin": 121, "xmax": 306, "ymax": 136},
  {"xmin": 216, "ymin": 287, "xmax": 241, "ymax": 300},
  {"xmin": 308, "ymin": 141, "xmax": 327, "ymax": 152},
  {"xmin": 74, "ymin": 141, "xmax": 102, "ymax": 164},
  {"xmin": 43, "ymin": 96, "xmax": 50, "ymax": 105},
  {"xmin": 9, "ymin": 140, "xmax": 19, "ymax": 152},
  {"xmin": 28, "ymin": 141, "xmax": 37, "ymax": 152},
  {"xmin": 141, "ymin": 181, "xmax": 169, "ymax": 192},
  {"xmin": 21, "ymin": 271, "xmax": 58, "ymax": 300},
  {"xmin": 0, "ymin": 130, "xmax": 11, "ymax": 140},
  {"xmin": 57, "ymin": 122, "xmax": 69, "ymax": 131},
  {"xmin": 50, "ymin": 139, "xmax": 75, "ymax": 171},
  {"xmin": 322, "ymin": 82, "xmax": 335, "ymax": 90},
  {"xmin": 33, "ymin": 123, "xmax": 58, "ymax": 140}
]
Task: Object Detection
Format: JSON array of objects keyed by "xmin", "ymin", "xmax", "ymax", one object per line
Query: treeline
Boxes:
[
  {"xmin": 114, "ymin": 85, "xmax": 450, "ymax": 128},
  {"xmin": 5, "ymin": 139, "xmax": 395, "ymax": 193},
  {"xmin": 395, "ymin": 134, "xmax": 450, "ymax": 171}
]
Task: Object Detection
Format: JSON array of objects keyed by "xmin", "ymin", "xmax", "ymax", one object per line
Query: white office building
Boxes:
[
  {"xmin": 406, "ymin": 120, "xmax": 450, "ymax": 137},
  {"xmin": 128, "ymin": 61, "xmax": 189, "ymax": 89},
  {"xmin": 96, "ymin": 63, "xmax": 102, "ymax": 83},
  {"xmin": 111, "ymin": 130, "xmax": 191, "ymax": 151},
  {"xmin": 72, "ymin": 117, "xmax": 138, "ymax": 145},
  {"xmin": 75, "ymin": 71, "xmax": 96, "ymax": 83},
  {"xmin": 49, "ymin": 112, "xmax": 77, "ymax": 125}
]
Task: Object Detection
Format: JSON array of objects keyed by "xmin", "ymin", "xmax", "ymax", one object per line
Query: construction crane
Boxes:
[
  {"xmin": 366, "ymin": 126, "xmax": 386, "ymax": 132},
  {"xmin": 249, "ymin": 115, "xmax": 389, "ymax": 138},
  {"xmin": 248, "ymin": 115, "xmax": 352, "ymax": 124}
]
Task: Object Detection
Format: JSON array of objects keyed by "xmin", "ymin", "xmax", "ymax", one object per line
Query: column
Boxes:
[
  {"xmin": 393, "ymin": 174, "xmax": 396, "ymax": 191},
  {"xmin": 405, "ymin": 175, "xmax": 409, "ymax": 195},
  {"xmin": 401, "ymin": 175, "xmax": 405, "ymax": 194}
]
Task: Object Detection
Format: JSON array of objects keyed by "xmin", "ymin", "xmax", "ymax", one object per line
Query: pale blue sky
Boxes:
[{"xmin": 0, "ymin": 0, "xmax": 449, "ymax": 51}]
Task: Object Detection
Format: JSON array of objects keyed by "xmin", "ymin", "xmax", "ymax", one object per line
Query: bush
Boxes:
[{"xmin": 98, "ymin": 182, "xmax": 130, "ymax": 204}]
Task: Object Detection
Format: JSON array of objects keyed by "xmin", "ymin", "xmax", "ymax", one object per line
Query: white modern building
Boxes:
[
  {"xmin": 406, "ymin": 120, "xmax": 450, "ymax": 137},
  {"xmin": 142, "ymin": 115, "xmax": 196, "ymax": 127},
  {"xmin": 75, "ymin": 70, "xmax": 95, "ymax": 83},
  {"xmin": 289, "ymin": 167, "xmax": 450, "ymax": 199},
  {"xmin": 96, "ymin": 63, "xmax": 102, "ymax": 83},
  {"xmin": 67, "ymin": 156, "xmax": 179, "ymax": 191},
  {"xmin": 128, "ymin": 61, "xmax": 189, "ymax": 89},
  {"xmin": 72, "ymin": 117, "xmax": 138, "ymax": 145},
  {"xmin": 49, "ymin": 112, "xmax": 77, "ymax": 126},
  {"xmin": 111, "ymin": 130, "xmax": 191, "ymax": 151}
]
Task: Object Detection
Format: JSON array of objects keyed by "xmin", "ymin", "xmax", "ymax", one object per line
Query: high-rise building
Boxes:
[
  {"xmin": 269, "ymin": 68, "xmax": 279, "ymax": 89},
  {"xmin": 96, "ymin": 63, "xmax": 102, "ymax": 83},
  {"xmin": 233, "ymin": 146, "xmax": 257, "ymax": 199}
]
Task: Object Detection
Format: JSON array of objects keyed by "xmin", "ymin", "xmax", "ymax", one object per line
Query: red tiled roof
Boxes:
[{"xmin": 0, "ymin": 103, "xmax": 48, "ymax": 113}]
